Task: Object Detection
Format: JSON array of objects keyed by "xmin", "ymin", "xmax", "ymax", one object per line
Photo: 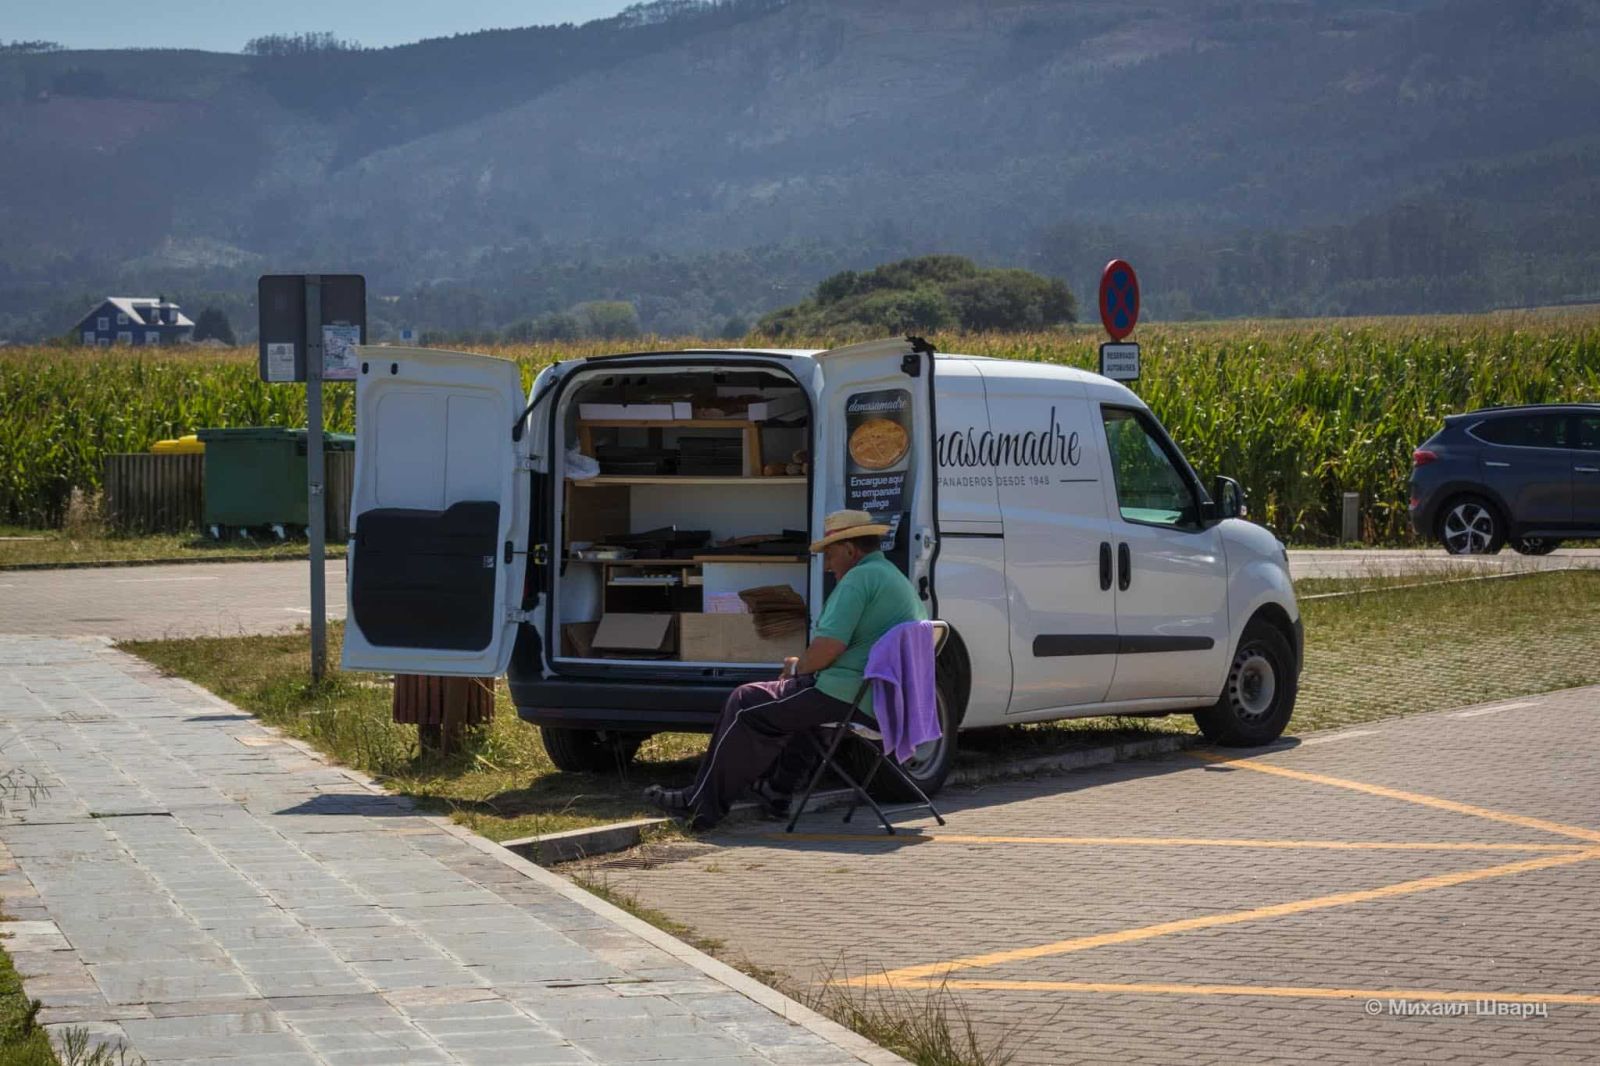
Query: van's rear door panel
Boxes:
[
  {"xmin": 814, "ymin": 338, "xmax": 938, "ymax": 608},
  {"xmin": 342, "ymin": 347, "xmax": 530, "ymax": 676}
]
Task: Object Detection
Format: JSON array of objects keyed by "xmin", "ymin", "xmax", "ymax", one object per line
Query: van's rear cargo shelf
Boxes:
[{"xmin": 572, "ymin": 475, "xmax": 805, "ymax": 486}]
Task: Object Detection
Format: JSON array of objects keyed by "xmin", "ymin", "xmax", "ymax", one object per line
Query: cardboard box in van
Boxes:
[
  {"xmin": 591, "ymin": 613, "xmax": 676, "ymax": 656},
  {"xmin": 678, "ymin": 613, "xmax": 803, "ymax": 663}
]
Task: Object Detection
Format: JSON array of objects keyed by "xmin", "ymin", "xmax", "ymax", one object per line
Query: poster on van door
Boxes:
[{"xmin": 844, "ymin": 389, "xmax": 911, "ymax": 528}]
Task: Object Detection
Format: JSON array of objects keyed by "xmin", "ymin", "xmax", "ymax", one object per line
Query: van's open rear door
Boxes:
[
  {"xmin": 341, "ymin": 347, "xmax": 530, "ymax": 676},
  {"xmin": 814, "ymin": 337, "xmax": 939, "ymax": 608}
]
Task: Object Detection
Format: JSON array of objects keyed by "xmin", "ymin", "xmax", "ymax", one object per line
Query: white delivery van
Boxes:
[{"xmin": 341, "ymin": 337, "xmax": 1301, "ymax": 795}]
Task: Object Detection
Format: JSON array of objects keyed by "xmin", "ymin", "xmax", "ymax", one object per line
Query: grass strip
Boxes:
[
  {"xmin": 0, "ymin": 923, "xmax": 57, "ymax": 1066},
  {"xmin": 0, "ymin": 528, "xmax": 344, "ymax": 570}
]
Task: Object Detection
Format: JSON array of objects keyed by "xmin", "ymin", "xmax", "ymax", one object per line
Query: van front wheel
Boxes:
[
  {"xmin": 843, "ymin": 672, "xmax": 959, "ymax": 801},
  {"xmin": 540, "ymin": 726, "xmax": 645, "ymax": 773},
  {"xmin": 1193, "ymin": 621, "xmax": 1297, "ymax": 747}
]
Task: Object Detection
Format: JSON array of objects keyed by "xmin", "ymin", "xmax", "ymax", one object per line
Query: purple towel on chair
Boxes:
[{"xmin": 864, "ymin": 620, "xmax": 942, "ymax": 763}]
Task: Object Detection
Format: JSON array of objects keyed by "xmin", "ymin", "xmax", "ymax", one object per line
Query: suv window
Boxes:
[
  {"xmin": 1101, "ymin": 408, "xmax": 1199, "ymax": 529},
  {"xmin": 1578, "ymin": 415, "xmax": 1600, "ymax": 451},
  {"xmin": 1470, "ymin": 414, "xmax": 1569, "ymax": 448}
]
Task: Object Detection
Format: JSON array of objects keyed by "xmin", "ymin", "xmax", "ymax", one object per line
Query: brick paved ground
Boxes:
[
  {"xmin": 4, "ymin": 551, "xmax": 1596, "ymax": 641},
  {"xmin": 0, "ymin": 636, "xmax": 896, "ymax": 1066},
  {"xmin": 577, "ymin": 688, "xmax": 1600, "ymax": 1064}
]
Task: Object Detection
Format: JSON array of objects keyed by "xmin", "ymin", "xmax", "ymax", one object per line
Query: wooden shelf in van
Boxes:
[
  {"xmin": 572, "ymin": 475, "xmax": 805, "ymax": 486},
  {"xmin": 577, "ymin": 418, "xmax": 760, "ymax": 429},
  {"xmin": 568, "ymin": 555, "xmax": 807, "ymax": 564},
  {"xmin": 576, "ymin": 417, "xmax": 798, "ymax": 477}
]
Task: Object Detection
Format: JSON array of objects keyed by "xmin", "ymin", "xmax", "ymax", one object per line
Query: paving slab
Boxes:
[
  {"xmin": 579, "ymin": 687, "xmax": 1600, "ymax": 1065},
  {"xmin": 0, "ymin": 635, "xmax": 899, "ymax": 1065}
]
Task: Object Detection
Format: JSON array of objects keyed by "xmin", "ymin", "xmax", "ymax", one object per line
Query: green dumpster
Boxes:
[{"xmin": 198, "ymin": 428, "xmax": 356, "ymax": 532}]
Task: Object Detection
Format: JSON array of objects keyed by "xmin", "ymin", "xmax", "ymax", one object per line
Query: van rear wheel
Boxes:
[
  {"xmin": 841, "ymin": 672, "xmax": 958, "ymax": 801},
  {"xmin": 540, "ymin": 726, "xmax": 645, "ymax": 773},
  {"xmin": 1193, "ymin": 620, "xmax": 1297, "ymax": 746}
]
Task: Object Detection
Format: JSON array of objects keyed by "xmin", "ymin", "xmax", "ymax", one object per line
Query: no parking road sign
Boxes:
[{"xmin": 1098, "ymin": 259, "xmax": 1141, "ymax": 382}]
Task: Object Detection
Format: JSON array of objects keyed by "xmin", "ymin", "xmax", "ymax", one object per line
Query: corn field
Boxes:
[{"xmin": 3, "ymin": 312, "xmax": 1598, "ymax": 542}]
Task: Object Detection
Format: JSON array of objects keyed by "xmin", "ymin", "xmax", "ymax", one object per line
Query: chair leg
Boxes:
[
  {"xmin": 843, "ymin": 747, "xmax": 886, "ymax": 825},
  {"xmin": 876, "ymin": 758, "xmax": 947, "ymax": 826},
  {"xmin": 785, "ymin": 727, "xmax": 849, "ymax": 833},
  {"xmin": 828, "ymin": 757, "xmax": 897, "ymax": 835}
]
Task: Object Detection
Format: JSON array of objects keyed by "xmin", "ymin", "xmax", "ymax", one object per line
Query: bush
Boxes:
[{"xmin": 759, "ymin": 255, "xmax": 1073, "ymax": 337}]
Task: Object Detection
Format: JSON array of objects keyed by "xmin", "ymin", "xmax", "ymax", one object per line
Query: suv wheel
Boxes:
[
  {"xmin": 1510, "ymin": 537, "xmax": 1561, "ymax": 556},
  {"xmin": 1438, "ymin": 496, "xmax": 1505, "ymax": 555}
]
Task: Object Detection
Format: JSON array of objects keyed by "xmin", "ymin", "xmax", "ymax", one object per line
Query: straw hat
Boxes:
[{"xmin": 809, "ymin": 509, "xmax": 891, "ymax": 553}]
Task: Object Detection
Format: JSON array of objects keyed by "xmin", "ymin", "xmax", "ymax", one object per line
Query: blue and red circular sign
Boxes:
[{"xmin": 1098, "ymin": 259, "xmax": 1140, "ymax": 342}]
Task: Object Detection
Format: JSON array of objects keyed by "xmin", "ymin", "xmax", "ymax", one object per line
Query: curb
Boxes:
[
  {"xmin": 949, "ymin": 730, "xmax": 1201, "ymax": 786},
  {"xmin": 506, "ymin": 733, "xmax": 1201, "ymax": 866},
  {"xmin": 503, "ymin": 787, "xmax": 859, "ymax": 866}
]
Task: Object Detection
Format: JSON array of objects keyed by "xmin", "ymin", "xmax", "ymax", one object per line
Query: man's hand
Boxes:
[{"xmin": 777, "ymin": 656, "xmax": 800, "ymax": 681}]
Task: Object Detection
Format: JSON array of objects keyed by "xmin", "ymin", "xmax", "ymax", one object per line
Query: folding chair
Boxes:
[{"xmin": 785, "ymin": 620, "xmax": 949, "ymax": 835}]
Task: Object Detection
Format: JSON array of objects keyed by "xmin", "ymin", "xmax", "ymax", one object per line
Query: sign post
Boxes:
[
  {"xmin": 305, "ymin": 277, "xmax": 326, "ymax": 682},
  {"xmin": 258, "ymin": 274, "xmax": 366, "ymax": 683},
  {"xmin": 1097, "ymin": 258, "xmax": 1141, "ymax": 383}
]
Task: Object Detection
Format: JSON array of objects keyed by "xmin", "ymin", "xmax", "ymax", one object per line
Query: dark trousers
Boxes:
[{"xmin": 685, "ymin": 674, "xmax": 852, "ymax": 825}]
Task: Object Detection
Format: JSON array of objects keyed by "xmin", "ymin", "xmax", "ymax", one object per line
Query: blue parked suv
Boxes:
[{"xmin": 1410, "ymin": 404, "xmax": 1600, "ymax": 554}]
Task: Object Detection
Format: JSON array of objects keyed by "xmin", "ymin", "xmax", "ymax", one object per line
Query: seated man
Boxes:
[{"xmin": 644, "ymin": 509, "xmax": 927, "ymax": 830}]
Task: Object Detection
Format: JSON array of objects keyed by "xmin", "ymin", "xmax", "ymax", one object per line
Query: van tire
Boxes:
[
  {"xmin": 841, "ymin": 672, "xmax": 959, "ymax": 801},
  {"xmin": 541, "ymin": 726, "xmax": 645, "ymax": 773},
  {"xmin": 1193, "ymin": 621, "xmax": 1297, "ymax": 747}
]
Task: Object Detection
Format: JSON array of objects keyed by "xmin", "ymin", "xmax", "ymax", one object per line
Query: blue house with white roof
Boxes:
[{"xmin": 75, "ymin": 297, "xmax": 194, "ymax": 346}]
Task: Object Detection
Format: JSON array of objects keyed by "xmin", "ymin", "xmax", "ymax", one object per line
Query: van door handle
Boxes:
[
  {"xmin": 1117, "ymin": 543, "xmax": 1131, "ymax": 591},
  {"xmin": 1576, "ymin": 466, "xmax": 1600, "ymax": 473},
  {"xmin": 1485, "ymin": 461, "xmax": 1511, "ymax": 468},
  {"xmin": 1099, "ymin": 542, "xmax": 1112, "ymax": 591}
]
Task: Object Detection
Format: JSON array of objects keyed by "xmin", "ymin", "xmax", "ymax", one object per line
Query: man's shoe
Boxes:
[{"xmin": 751, "ymin": 778, "xmax": 792, "ymax": 820}]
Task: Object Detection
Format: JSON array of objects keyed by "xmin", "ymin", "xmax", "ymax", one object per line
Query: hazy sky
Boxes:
[{"xmin": 8, "ymin": 1, "xmax": 637, "ymax": 53}]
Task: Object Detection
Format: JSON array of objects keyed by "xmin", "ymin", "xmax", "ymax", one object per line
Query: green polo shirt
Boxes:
[{"xmin": 812, "ymin": 551, "xmax": 927, "ymax": 716}]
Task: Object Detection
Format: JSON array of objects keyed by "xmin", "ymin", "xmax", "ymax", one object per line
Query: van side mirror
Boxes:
[{"xmin": 1206, "ymin": 476, "xmax": 1246, "ymax": 523}]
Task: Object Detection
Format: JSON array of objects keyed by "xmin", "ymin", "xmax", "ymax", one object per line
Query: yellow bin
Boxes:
[{"xmin": 151, "ymin": 434, "xmax": 205, "ymax": 454}]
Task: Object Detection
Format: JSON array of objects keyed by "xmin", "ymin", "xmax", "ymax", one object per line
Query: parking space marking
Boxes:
[
  {"xmin": 1452, "ymin": 701, "xmax": 1542, "ymax": 718},
  {"xmin": 848, "ymin": 846, "xmax": 1600, "ymax": 986},
  {"xmin": 776, "ymin": 833, "xmax": 1585, "ymax": 853},
  {"xmin": 1193, "ymin": 751, "xmax": 1600, "ymax": 844},
  {"xmin": 885, "ymin": 978, "xmax": 1600, "ymax": 1006}
]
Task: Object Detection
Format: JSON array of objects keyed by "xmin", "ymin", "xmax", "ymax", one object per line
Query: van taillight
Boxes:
[{"xmin": 1412, "ymin": 449, "xmax": 1438, "ymax": 466}]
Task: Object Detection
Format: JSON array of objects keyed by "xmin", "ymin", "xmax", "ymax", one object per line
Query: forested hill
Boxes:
[{"xmin": 2, "ymin": 0, "xmax": 1598, "ymax": 340}]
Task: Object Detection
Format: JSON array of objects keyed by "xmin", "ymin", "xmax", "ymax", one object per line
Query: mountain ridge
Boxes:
[{"xmin": 2, "ymin": 0, "xmax": 1597, "ymax": 338}]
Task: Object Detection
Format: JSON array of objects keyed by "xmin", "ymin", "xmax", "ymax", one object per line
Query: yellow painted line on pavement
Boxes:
[
  {"xmin": 1191, "ymin": 751, "xmax": 1600, "ymax": 844},
  {"xmin": 843, "ymin": 846, "xmax": 1600, "ymax": 986},
  {"xmin": 776, "ymin": 833, "xmax": 1585, "ymax": 853},
  {"xmin": 879, "ymin": 977, "xmax": 1600, "ymax": 1006}
]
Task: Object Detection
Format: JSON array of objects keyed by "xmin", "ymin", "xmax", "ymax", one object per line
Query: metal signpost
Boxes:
[
  {"xmin": 258, "ymin": 274, "xmax": 366, "ymax": 681},
  {"xmin": 1097, "ymin": 258, "xmax": 1141, "ymax": 383}
]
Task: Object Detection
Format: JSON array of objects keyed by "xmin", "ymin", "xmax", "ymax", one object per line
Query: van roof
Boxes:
[{"xmin": 573, "ymin": 345, "xmax": 1133, "ymax": 399}]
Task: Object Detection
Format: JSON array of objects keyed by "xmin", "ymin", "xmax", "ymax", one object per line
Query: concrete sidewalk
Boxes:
[{"xmin": 0, "ymin": 636, "xmax": 899, "ymax": 1066}]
